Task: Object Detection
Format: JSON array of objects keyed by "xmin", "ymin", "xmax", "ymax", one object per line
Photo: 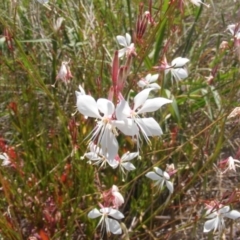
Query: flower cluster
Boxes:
[
  {"xmin": 88, "ymin": 185, "xmax": 125, "ymax": 235},
  {"xmin": 75, "ymin": 31, "xmax": 180, "ymax": 235},
  {"xmin": 203, "ymin": 203, "xmax": 240, "ymax": 233}
]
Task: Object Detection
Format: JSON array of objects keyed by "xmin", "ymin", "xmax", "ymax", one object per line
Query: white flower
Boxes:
[
  {"xmin": 190, "ymin": 0, "xmax": 209, "ymax": 7},
  {"xmin": 220, "ymin": 156, "xmax": 240, "ymax": 173},
  {"xmin": 102, "ymin": 185, "xmax": 125, "ymax": 209},
  {"xmin": 137, "ymin": 74, "xmax": 160, "ymax": 90},
  {"xmin": 84, "ymin": 142, "xmax": 118, "ymax": 168},
  {"xmin": 227, "ymin": 24, "xmax": 240, "ymax": 39},
  {"xmin": 115, "ymin": 88, "xmax": 172, "ymax": 146},
  {"xmin": 75, "ymin": 84, "xmax": 86, "ymax": 97},
  {"xmin": 56, "ymin": 61, "xmax": 72, "ymax": 83},
  {"xmin": 76, "ymin": 95, "xmax": 119, "ymax": 159},
  {"xmin": 0, "ymin": 153, "xmax": 11, "ymax": 166},
  {"xmin": 75, "ymin": 85, "xmax": 88, "ymax": 119},
  {"xmin": 52, "ymin": 61, "xmax": 72, "ymax": 87},
  {"xmin": 53, "ymin": 17, "xmax": 64, "ymax": 32},
  {"xmin": 113, "ymin": 152, "xmax": 138, "ymax": 174},
  {"xmin": 111, "ymin": 185, "xmax": 124, "ymax": 209},
  {"xmin": 203, "ymin": 206, "xmax": 240, "ymax": 233},
  {"xmin": 145, "ymin": 167, "xmax": 174, "ymax": 193},
  {"xmin": 165, "ymin": 57, "xmax": 190, "ymax": 81},
  {"xmin": 116, "ymin": 33, "xmax": 136, "ymax": 58},
  {"xmin": 88, "ymin": 207, "xmax": 124, "ymax": 235}
]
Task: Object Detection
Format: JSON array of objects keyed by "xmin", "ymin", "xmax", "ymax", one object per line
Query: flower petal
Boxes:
[
  {"xmin": 100, "ymin": 126, "xmax": 119, "ymax": 160},
  {"xmin": 0, "ymin": 153, "xmax": 8, "ymax": 161},
  {"xmin": 149, "ymin": 83, "xmax": 161, "ymax": 89},
  {"xmin": 145, "ymin": 171, "xmax": 161, "ymax": 181},
  {"xmin": 166, "ymin": 181, "xmax": 174, "ymax": 193},
  {"xmin": 113, "ymin": 119, "xmax": 139, "ymax": 136},
  {"xmin": 116, "ymin": 35, "xmax": 127, "ymax": 47},
  {"xmin": 125, "ymin": 33, "xmax": 131, "ymax": 46},
  {"xmin": 137, "ymin": 80, "xmax": 147, "ymax": 88},
  {"xmin": 121, "ymin": 152, "xmax": 139, "ymax": 161},
  {"xmin": 118, "ymin": 48, "xmax": 126, "ymax": 58},
  {"xmin": 77, "ymin": 95, "xmax": 101, "ymax": 118},
  {"xmin": 116, "ymin": 99, "xmax": 131, "ymax": 120},
  {"xmin": 134, "ymin": 88, "xmax": 153, "ymax": 111},
  {"xmin": 172, "ymin": 68, "xmax": 188, "ymax": 80},
  {"xmin": 171, "ymin": 57, "xmax": 189, "ymax": 67},
  {"xmin": 97, "ymin": 98, "xmax": 115, "ymax": 116},
  {"xmin": 224, "ymin": 210, "xmax": 240, "ymax": 220},
  {"xmin": 154, "ymin": 167, "xmax": 163, "ymax": 176},
  {"xmin": 108, "ymin": 209, "xmax": 124, "ymax": 219},
  {"xmin": 136, "ymin": 118, "xmax": 163, "ymax": 136},
  {"xmin": 107, "ymin": 159, "xmax": 119, "ymax": 169},
  {"xmin": 137, "ymin": 97, "xmax": 172, "ymax": 114},
  {"xmin": 122, "ymin": 162, "xmax": 136, "ymax": 171},
  {"xmin": 108, "ymin": 218, "xmax": 122, "ymax": 234},
  {"xmin": 88, "ymin": 208, "xmax": 102, "ymax": 219},
  {"xmin": 203, "ymin": 218, "xmax": 218, "ymax": 233},
  {"xmin": 219, "ymin": 206, "xmax": 230, "ymax": 214}
]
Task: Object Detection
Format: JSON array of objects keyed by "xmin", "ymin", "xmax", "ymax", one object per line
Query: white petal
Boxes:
[
  {"xmin": 172, "ymin": 68, "xmax": 188, "ymax": 80},
  {"xmin": 112, "ymin": 192, "xmax": 124, "ymax": 206},
  {"xmin": 116, "ymin": 99, "xmax": 131, "ymax": 120},
  {"xmin": 108, "ymin": 218, "xmax": 122, "ymax": 234},
  {"xmin": 77, "ymin": 95, "xmax": 101, "ymax": 118},
  {"xmin": 224, "ymin": 210, "xmax": 240, "ymax": 220},
  {"xmin": 108, "ymin": 209, "xmax": 124, "ymax": 219},
  {"xmin": 116, "ymin": 35, "xmax": 127, "ymax": 47},
  {"xmin": 78, "ymin": 85, "xmax": 85, "ymax": 94},
  {"xmin": 75, "ymin": 91, "xmax": 82, "ymax": 98},
  {"xmin": 136, "ymin": 118, "xmax": 163, "ymax": 136},
  {"xmin": 107, "ymin": 159, "xmax": 119, "ymax": 169},
  {"xmin": 171, "ymin": 57, "xmax": 189, "ymax": 67},
  {"xmin": 149, "ymin": 83, "xmax": 161, "ymax": 89},
  {"xmin": 219, "ymin": 206, "xmax": 230, "ymax": 214},
  {"xmin": 145, "ymin": 171, "xmax": 161, "ymax": 181},
  {"xmin": 125, "ymin": 33, "xmax": 131, "ymax": 46},
  {"xmin": 227, "ymin": 24, "xmax": 236, "ymax": 36},
  {"xmin": 0, "ymin": 153, "xmax": 8, "ymax": 161},
  {"xmin": 97, "ymin": 98, "xmax": 115, "ymax": 116},
  {"xmin": 137, "ymin": 80, "xmax": 147, "ymax": 88},
  {"xmin": 84, "ymin": 152, "xmax": 99, "ymax": 161},
  {"xmin": 112, "ymin": 185, "xmax": 119, "ymax": 192},
  {"xmin": 148, "ymin": 74, "xmax": 159, "ymax": 83},
  {"xmin": 144, "ymin": 73, "xmax": 152, "ymax": 82},
  {"xmin": 137, "ymin": 97, "xmax": 172, "ymax": 114},
  {"xmin": 118, "ymin": 48, "xmax": 126, "ymax": 58},
  {"xmin": 88, "ymin": 208, "xmax": 102, "ymax": 219},
  {"xmin": 100, "ymin": 127, "xmax": 118, "ymax": 160},
  {"xmin": 154, "ymin": 167, "xmax": 163, "ymax": 176},
  {"xmin": 163, "ymin": 171, "xmax": 170, "ymax": 180},
  {"xmin": 166, "ymin": 181, "xmax": 174, "ymax": 193},
  {"xmin": 121, "ymin": 152, "xmax": 139, "ymax": 161},
  {"xmin": 122, "ymin": 162, "xmax": 136, "ymax": 171},
  {"xmin": 133, "ymin": 88, "xmax": 153, "ymax": 111},
  {"xmin": 203, "ymin": 218, "xmax": 217, "ymax": 233},
  {"xmin": 206, "ymin": 211, "xmax": 218, "ymax": 219},
  {"xmin": 113, "ymin": 119, "xmax": 139, "ymax": 136}
]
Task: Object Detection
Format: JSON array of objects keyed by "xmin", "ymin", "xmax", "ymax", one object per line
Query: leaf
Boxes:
[
  {"xmin": 164, "ymin": 89, "xmax": 180, "ymax": 123},
  {"xmin": 19, "ymin": 39, "xmax": 52, "ymax": 43},
  {"xmin": 153, "ymin": 19, "xmax": 167, "ymax": 64}
]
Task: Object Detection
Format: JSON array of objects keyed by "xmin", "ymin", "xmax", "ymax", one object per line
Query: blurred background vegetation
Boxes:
[{"xmin": 1, "ymin": 0, "xmax": 240, "ymax": 239}]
